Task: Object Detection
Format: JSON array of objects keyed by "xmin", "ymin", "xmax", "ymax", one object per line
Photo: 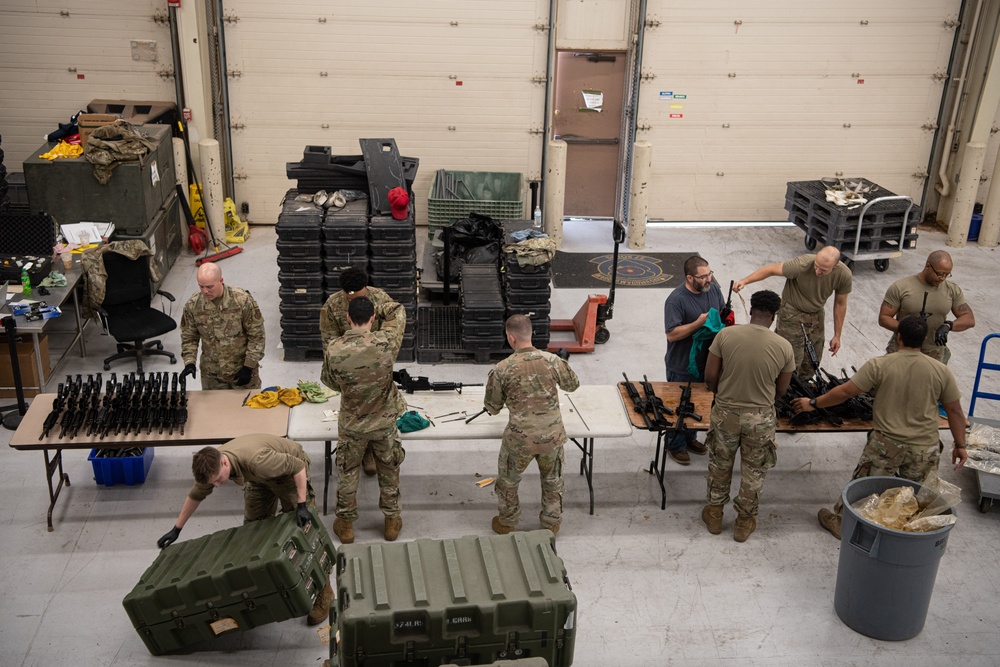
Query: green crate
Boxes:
[{"xmin": 427, "ymin": 170, "xmax": 524, "ymax": 232}]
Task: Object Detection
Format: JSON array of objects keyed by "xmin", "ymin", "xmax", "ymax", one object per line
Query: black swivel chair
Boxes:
[{"xmin": 97, "ymin": 251, "xmax": 178, "ymax": 373}]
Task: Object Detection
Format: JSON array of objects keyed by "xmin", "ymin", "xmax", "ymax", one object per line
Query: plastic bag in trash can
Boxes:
[
  {"xmin": 903, "ymin": 515, "xmax": 957, "ymax": 532},
  {"xmin": 913, "ymin": 474, "xmax": 962, "ymax": 520},
  {"xmin": 853, "ymin": 486, "xmax": 919, "ymax": 529}
]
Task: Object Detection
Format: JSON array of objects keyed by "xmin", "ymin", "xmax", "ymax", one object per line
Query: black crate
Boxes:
[
  {"xmin": 506, "ymin": 286, "xmax": 552, "ymax": 307},
  {"xmin": 370, "ymin": 256, "xmax": 417, "ymax": 274},
  {"xmin": 279, "ymin": 198, "xmax": 324, "ymax": 222},
  {"xmin": 277, "ymin": 256, "xmax": 322, "ymax": 273},
  {"xmin": 461, "ymin": 304, "xmax": 505, "ymax": 322},
  {"xmin": 506, "ymin": 304, "xmax": 551, "ymax": 320},
  {"xmin": 322, "ymin": 241, "xmax": 368, "ymax": 261},
  {"xmin": 530, "ymin": 316, "xmax": 551, "ymax": 335},
  {"xmin": 279, "ymin": 302, "xmax": 322, "ymax": 321},
  {"xmin": 462, "ymin": 336, "xmax": 508, "ymax": 352},
  {"xmin": 369, "ymin": 218, "xmax": 416, "ymax": 243},
  {"xmin": 396, "ymin": 346, "xmax": 415, "ymax": 363},
  {"xmin": 503, "ymin": 251, "xmax": 551, "ymax": 275},
  {"xmin": 0, "ymin": 211, "xmax": 57, "ymax": 256},
  {"xmin": 323, "ymin": 260, "xmax": 366, "ymax": 287},
  {"xmin": 275, "ymin": 218, "xmax": 321, "ymax": 243},
  {"xmin": 369, "ymin": 272, "xmax": 417, "ymax": 290},
  {"xmin": 323, "ymin": 200, "xmax": 368, "ymax": 243},
  {"xmin": 282, "ymin": 335, "xmax": 324, "ymax": 362},
  {"xmin": 322, "ymin": 223, "xmax": 368, "ymax": 243},
  {"xmin": 504, "ymin": 272, "xmax": 551, "ymax": 291},
  {"xmin": 369, "ymin": 240, "xmax": 416, "ymax": 259},
  {"xmin": 276, "ymin": 239, "xmax": 321, "ymax": 259},
  {"xmin": 278, "ymin": 271, "xmax": 324, "ymax": 291},
  {"xmin": 278, "ymin": 286, "xmax": 324, "ymax": 305},
  {"xmin": 280, "ymin": 318, "xmax": 320, "ymax": 336},
  {"xmin": 462, "ymin": 321, "xmax": 505, "ymax": 338}
]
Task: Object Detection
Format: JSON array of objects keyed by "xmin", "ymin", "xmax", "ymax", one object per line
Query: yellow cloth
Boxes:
[
  {"xmin": 39, "ymin": 142, "xmax": 83, "ymax": 160},
  {"xmin": 245, "ymin": 387, "xmax": 303, "ymax": 408}
]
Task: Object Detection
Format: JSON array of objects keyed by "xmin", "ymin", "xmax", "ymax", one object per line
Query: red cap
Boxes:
[{"xmin": 388, "ymin": 187, "xmax": 410, "ymax": 220}]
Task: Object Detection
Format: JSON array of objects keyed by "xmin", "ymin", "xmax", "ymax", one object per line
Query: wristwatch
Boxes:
[{"xmin": 809, "ymin": 398, "xmax": 817, "ymax": 408}]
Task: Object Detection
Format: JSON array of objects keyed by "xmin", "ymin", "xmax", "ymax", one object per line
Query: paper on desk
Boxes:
[{"xmin": 61, "ymin": 222, "xmax": 115, "ymax": 244}]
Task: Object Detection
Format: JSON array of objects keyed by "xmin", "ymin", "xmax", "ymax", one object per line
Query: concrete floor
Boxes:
[{"xmin": 1, "ymin": 219, "xmax": 998, "ymax": 666}]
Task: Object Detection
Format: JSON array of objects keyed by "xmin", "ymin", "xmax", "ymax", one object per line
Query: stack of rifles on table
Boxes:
[
  {"xmin": 38, "ymin": 371, "xmax": 188, "ymax": 441},
  {"xmin": 621, "ymin": 324, "xmax": 873, "ymax": 434}
]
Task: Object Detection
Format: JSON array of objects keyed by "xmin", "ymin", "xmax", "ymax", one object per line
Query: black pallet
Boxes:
[
  {"xmin": 396, "ymin": 346, "xmax": 415, "ymax": 363},
  {"xmin": 276, "ymin": 239, "xmax": 321, "ymax": 259},
  {"xmin": 784, "ymin": 180, "xmax": 920, "ymax": 229},
  {"xmin": 279, "ymin": 286, "xmax": 324, "ymax": 305},
  {"xmin": 278, "ymin": 271, "xmax": 324, "ymax": 291},
  {"xmin": 416, "ymin": 305, "xmax": 507, "ymax": 364}
]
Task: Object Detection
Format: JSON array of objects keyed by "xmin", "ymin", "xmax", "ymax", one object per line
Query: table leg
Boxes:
[
  {"xmin": 649, "ymin": 430, "xmax": 668, "ymax": 510},
  {"xmin": 71, "ymin": 280, "xmax": 86, "ymax": 357},
  {"xmin": 32, "ymin": 334, "xmax": 45, "ymax": 391},
  {"xmin": 571, "ymin": 437, "xmax": 595, "ymax": 515},
  {"xmin": 43, "ymin": 448, "xmax": 71, "ymax": 532}
]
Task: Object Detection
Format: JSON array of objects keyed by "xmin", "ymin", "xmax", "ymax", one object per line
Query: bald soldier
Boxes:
[
  {"xmin": 180, "ymin": 262, "xmax": 265, "ymax": 389},
  {"xmin": 734, "ymin": 246, "xmax": 852, "ymax": 378},
  {"xmin": 878, "ymin": 250, "xmax": 976, "ymax": 365}
]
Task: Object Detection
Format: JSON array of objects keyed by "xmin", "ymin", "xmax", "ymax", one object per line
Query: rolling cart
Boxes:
[
  {"xmin": 840, "ymin": 195, "xmax": 916, "ymax": 272},
  {"xmin": 967, "ymin": 333, "xmax": 1000, "ymax": 513}
]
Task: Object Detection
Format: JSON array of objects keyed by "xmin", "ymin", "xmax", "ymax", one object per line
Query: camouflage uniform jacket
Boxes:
[
  {"xmin": 187, "ymin": 434, "xmax": 309, "ymax": 502},
  {"xmin": 180, "ymin": 284, "xmax": 265, "ymax": 376},
  {"xmin": 321, "ymin": 301, "xmax": 406, "ymax": 435},
  {"xmin": 484, "ymin": 347, "xmax": 581, "ymax": 455},
  {"xmin": 319, "ymin": 286, "xmax": 394, "ymax": 346},
  {"xmin": 81, "ymin": 240, "xmax": 161, "ymax": 321}
]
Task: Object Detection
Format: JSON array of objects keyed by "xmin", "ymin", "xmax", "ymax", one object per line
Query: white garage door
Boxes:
[
  {"xmin": 222, "ymin": 1, "xmax": 550, "ymax": 224},
  {"xmin": 638, "ymin": 1, "xmax": 962, "ymax": 221}
]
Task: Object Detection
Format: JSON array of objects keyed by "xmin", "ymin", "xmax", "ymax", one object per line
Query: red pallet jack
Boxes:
[{"xmin": 546, "ymin": 219, "xmax": 624, "ymax": 354}]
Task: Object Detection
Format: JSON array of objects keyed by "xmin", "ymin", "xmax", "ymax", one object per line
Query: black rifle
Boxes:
[
  {"xmin": 801, "ymin": 323, "xmax": 826, "ymax": 392},
  {"xmin": 720, "ymin": 280, "xmax": 735, "ymax": 322},
  {"xmin": 38, "ymin": 383, "xmax": 67, "ymax": 440},
  {"xmin": 789, "ymin": 375, "xmax": 843, "ymax": 427},
  {"xmin": 640, "ymin": 374, "xmax": 672, "ymax": 429},
  {"xmin": 176, "ymin": 376, "xmax": 188, "ymax": 435},
  {"xmin": 919, "ymin": 291, "xmax": 929, "ymax": 321},
  {"xmin": 392, "ymin": 369, "xmax": 482, "ymax": 394},
  {"xmin": 673, "ymin": 381, "xmax": 703, "ymax": 446},
  {"xmin": 622, "ymin": 373, "xmax": 654, "ymax": 430}
]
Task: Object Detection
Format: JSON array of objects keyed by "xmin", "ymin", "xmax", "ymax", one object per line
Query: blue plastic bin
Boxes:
[
  {"xmin": 88, "ymin": 447, "xmax": 155, "ymax": 486},
  {"xmin": 969, "ymin": 213, "xmax": 982, "ymax": 242}
]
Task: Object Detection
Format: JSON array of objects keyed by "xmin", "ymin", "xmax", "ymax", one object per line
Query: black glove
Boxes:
[
  {"xmin": 295, "ymin": 502, "xmax": 311, "ymax": 527},
  {"xmin": 934, "ymin": 322, "xmax": 952, "ymax": 347},
  {"xmin": 179, "ymin": 364, "xmax": 197, "ymax": 381},
  {"xmin": 556, "ymin": 348, "xmax": 571, "ymax": 361},
  {"xmin": 157, "ymin": 525, "xmax": 182, "ymax": 549},
  {"xmin": 235, "ymin": 366, "xmax": 253, "ymax": 386}
]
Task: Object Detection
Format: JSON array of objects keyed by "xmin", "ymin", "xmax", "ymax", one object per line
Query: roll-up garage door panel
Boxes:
[{"xmin": 224, "ymin": 0, "xmax": 542, "ymax": 223}]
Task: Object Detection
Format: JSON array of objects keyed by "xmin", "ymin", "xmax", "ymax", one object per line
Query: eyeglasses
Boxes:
[
  {"xmin": 692, "ymin": 271, "xmax": 714, "ymax": 281},
  {"xmin": 926, "ymin": 265, "xmax": 951, "ymax": 279}
]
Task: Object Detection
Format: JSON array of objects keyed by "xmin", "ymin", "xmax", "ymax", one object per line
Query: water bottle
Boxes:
[
  {"xmin": 21, "ymin": 267, "xmax": 32, "ymax": 298},
  {"xmin": 533, "ymin": 205, "xmax": 542, "ymax": 230}
]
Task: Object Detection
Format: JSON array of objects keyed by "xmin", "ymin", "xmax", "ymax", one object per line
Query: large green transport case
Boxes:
[
  {"xmin": 123, "ymin": 509, "xmax": 336, "ymax": 655},
  {"xmin": 333, "ymin": 530, "xmax": 576, "ymax": 666}
]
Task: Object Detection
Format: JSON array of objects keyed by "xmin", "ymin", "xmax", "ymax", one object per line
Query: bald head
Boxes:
[
  {"xmin": 197, "ymin": 262, "xmax": 224, "ymax": 299},
  {"xmin": 814, "ymin": 246, "xmax": 841, "ymax": 276},
  {"xmin": 921, "ymin": 250, "xmax": 953, "ymax": 287}
]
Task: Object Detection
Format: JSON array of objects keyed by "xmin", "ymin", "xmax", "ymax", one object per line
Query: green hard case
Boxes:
[
  {"xmin": 123, "ymin": 509, "xmax": 336, "ymax": 655},
  {"xmin": 334, "ymin": 530, "xmax": 577, "ymax": 666}
]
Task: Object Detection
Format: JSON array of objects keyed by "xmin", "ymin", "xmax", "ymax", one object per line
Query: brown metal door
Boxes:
[{"xmin": 552, "ymin": 51, "xmax": 627, "ymax": 218}]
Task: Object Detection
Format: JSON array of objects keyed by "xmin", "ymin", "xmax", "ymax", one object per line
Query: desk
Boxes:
[
  {"xmin": 286, "ymin": 385, "xmax": 633, "ymax": 516},
  {"xmin": 9, "ymin": 389, "xmax": 289, "ymax": 531},
  {"xmin": 619, "ymin": 381, "xmax": 950, "ymax": 510},
  {"xmin": 2, "ymin": 264, "xmax": 88, "ymax": 392}
]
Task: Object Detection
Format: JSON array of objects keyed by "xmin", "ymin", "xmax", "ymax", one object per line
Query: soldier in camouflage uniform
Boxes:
[
  {"xmin": 734, "ymin": 246, "xmax": 852, "ymax": 379},
  {"xmin": 878, "ymin": 250, "xmax": 976, "ymax": 365},
  {"xmin": 179, "ymin": 262, "xmax": 265, "ymax": 389},
  {"xmin": 155, "ymin": 434, "xmax": 333, "ymax": 626},
  {"xmin": 485, "ymin": 315, "xmax": 580, "ymax": 536},
  {"xmin": 319, "ymin": 266, "xmax": 396, "ymax": 476},
  {"xmin": 793, "ymin": 315, "xmax": 969, "ymax": 540},
  {"xmin": 321, "ymin": 296, "xmax": 406, "ymax": 544},
  {"xmin": 703, "ymin": 290, "xmax": 794, "ymax": 542}
]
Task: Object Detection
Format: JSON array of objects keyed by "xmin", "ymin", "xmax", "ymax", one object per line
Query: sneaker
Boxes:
[
  {"xmin": 307, "ymin": 579, "xmax": 334, "ymax": 626},
  {"xmin": 701, "ymin": 504, "xmax": 723, "ymax": 534},
  {"xmin": 333, "ymin": 518, "xmax": 354, "ymax": 544},
  {"xmin": 491, "ymin": 516, "xmax": 513, "ymax": 535},
  {"xmin": 687, "ymin": 439, "xmax": 707, "ymax": 455},
  {"xmin": 734, "ymin": 515, "xmax": 756, "ymax": 542},
  {"xmin": 362, "ymin": 450, "xmax": 377, "ymax": 477},
  {"xmin": 384, "ymin": 515, "xmax": 402, "ymax": 541},
  {"xmin": 669, "ymin": 449, "xmax": 691, "ymax": 466},
  {"xmin": 817, "ymin": 508, "xmax": 842, "ymax": 540}
]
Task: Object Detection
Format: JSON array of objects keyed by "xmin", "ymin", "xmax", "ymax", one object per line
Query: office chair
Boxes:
[{"xmin": 97, "ymin": 251, "xmax": 177, "ymax": 373}]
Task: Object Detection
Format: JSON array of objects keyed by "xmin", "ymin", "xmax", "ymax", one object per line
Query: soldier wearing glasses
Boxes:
[{"xmin": 878, "ymin": 250, "xmax": 976, "ymax": 364}]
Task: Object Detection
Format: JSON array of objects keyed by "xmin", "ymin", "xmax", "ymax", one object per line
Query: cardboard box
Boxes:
[
  {"xmin": 0, "ymin": 334, "xmax": 51, "ymax": 397},
  {"xmin": 78, "ymin": 113, "xmax": 119, "ymax": 145}
]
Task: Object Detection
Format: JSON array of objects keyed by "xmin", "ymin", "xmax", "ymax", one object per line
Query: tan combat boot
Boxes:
[
  {"xmin": 734, "ymin": 515, "xmax": 756, "ymax": 542},
  {"xmin": 384, "ymin": 515, "xmax": 402, "ymax": 541},
  {"xmin": 817, "ymin": 508, "xmax": 842, "ymax": 540},
  {"xmin": 701, "ymin": 504, "xmax": 723, "ymax": 535},
  {"xmin": 307, "ymin": 579, "xmax": 334, "ymax": 626},
  {"xmin": 333, "ymin": 518, "xmax": 354, "ymax": 544},
  {"xmin": 491, "ymin": 516, "xmax": 513, "ymax": 535}
]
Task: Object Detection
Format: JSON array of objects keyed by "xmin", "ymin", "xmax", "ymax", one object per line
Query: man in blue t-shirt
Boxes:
[{"xmin": 662, "ymin": 255, "xmax": 725, "ymax": 464}]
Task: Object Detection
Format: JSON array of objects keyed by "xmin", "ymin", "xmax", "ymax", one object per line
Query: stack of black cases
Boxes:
[
  {"xmin": 460, "ymin": 265, "xmax": 506, "ymax": 354},
  {"xmin": 369, "ymin": 201, "xmax": 417, "ymax": 363},
  {"xmin": 276, "ymin": 190, "xmax": 325, "ymax": 360},
  {"xmin": 502, "ymin": 224, "xmax": 552, "ymax": 350}
]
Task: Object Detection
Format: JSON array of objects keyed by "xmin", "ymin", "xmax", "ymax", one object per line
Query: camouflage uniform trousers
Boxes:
[
  {"xmin": 832, "ymin": 430, "xmax": 942, "ymax": 514},
  {"xmin": 243, "ymin": 464, "xmax": 317, "ymax": 523},
  {"xmin": 705, "ymin": 404, "xmax": 778, "ymax": 518},
  {"xmin": 200, "ymin": 366, "xmax": 262, "ymax": 390},
  {"xmin": 495, "ymin": 442, "xmax": 565, "ymax": 530},
  {"xmin": 775, "ymin": 302, "xmax": 824, "ymax": 379},
  {"xmin": 885, "ymin": 337, "xmax": 950, "ymax": 364},
  {"xmin": 335, "ymin": 425, "xmax": 405, "ymax": 521}
]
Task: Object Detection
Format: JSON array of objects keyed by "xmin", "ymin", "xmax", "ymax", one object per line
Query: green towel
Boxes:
[
  {"xmin": 687, "ymin": 307, "xmax": 725, "ymax": 379},
  {"xmin": 397, "ymin": 410, "xmax": 430, "ymax": 433}
]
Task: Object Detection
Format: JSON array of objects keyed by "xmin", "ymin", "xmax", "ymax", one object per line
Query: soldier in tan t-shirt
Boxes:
[
  {"xmin": 702, "ymin": 290, "xmax": 794, "ymax": 543},
  {"xmin": 792, "ymin": 315, "xmax": 968, "ymax": 540},
  {"xmin": 734, "ymin": 246, "xmax": 851, "ymax": 379},
  {"xmin": 878, "ymin": 250, "xmax": 976, "ymax": 364}
]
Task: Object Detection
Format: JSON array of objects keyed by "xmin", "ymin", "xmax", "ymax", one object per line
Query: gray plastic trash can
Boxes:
[{"xmin": 834, "ymin": 476, "xmax": 955, "ymax": 640}]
